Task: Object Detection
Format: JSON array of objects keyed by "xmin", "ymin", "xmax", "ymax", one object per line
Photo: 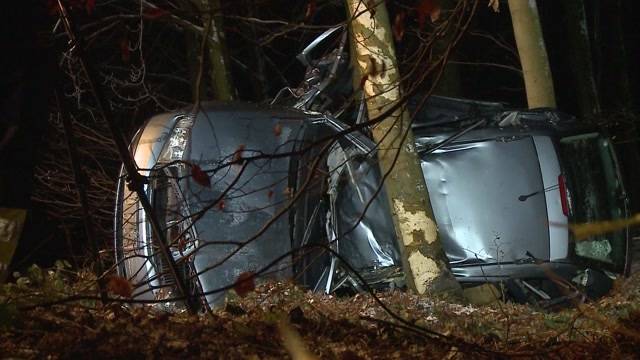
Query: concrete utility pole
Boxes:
[
  {"xmin": 508, "ymin": 0, "xmax": 556, "ymax": 108},
  {"xmin": 345, "ymin": 0, "xmax": 462, "ymax": 298}
]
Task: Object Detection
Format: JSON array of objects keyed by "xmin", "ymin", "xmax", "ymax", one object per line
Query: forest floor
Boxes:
[{"xmin": 1, "ymin": 268, "xmax": 640, "ymax": 359}]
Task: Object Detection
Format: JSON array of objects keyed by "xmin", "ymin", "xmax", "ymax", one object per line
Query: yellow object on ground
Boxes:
[
  {"xmin": 463, "ymin": 283, "xmax": 502, "ymax": 305},
  {"xmin": 0, "ymin": 208, "xmax": 26, "ymax": 283}
]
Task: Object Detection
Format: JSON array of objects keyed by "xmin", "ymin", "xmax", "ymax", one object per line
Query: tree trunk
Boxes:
[
  {"xmin": 196, "ymin": 0, "xmax": 235, "ymax": 101},
  {"xmin": 508, "ymin": 0, "xmax": 556, "ymax": 108},
  {"xmin": 561, "ymin": 0, "xmax": 600, "ymax": 118},
  {"xmin": 0, "ymin": 209, "xmax": 26, "ymax": 283},
  {"xmin": 346, "ymin": 0, "xmax": 462, "ymax": 298}
]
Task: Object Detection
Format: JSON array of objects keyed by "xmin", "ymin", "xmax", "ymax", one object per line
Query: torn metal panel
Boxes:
[
  {"xmin": 333, "ymin": 152, "xmax": 400, "ymax": 270},
  {"xmin": 321, "ymin": 139, "xmax": 402, "ymax": 293}
]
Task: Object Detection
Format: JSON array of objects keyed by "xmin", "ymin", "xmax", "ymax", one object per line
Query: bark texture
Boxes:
[
  {"xmin": 197, "ymin": 0, "xmax": 235, "ymax": 101},
  {"xmin": 346, "ymin": 0, "xmax": 461, "ymax": 297},
  {"xmin": 508, "ymin": 0, "xmax": 556, "ymax": 108}
]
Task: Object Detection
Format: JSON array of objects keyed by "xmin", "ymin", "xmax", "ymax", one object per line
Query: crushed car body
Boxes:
[{"xmin": 114, "ymin": 96, "xmax": 631, "ymax": 310}]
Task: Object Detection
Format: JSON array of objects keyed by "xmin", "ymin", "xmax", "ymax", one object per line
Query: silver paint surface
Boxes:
[
  {"xmin": 421, "ymin": 136, "xmax": 550, "ymax": 266},
  {"xmin": 115, "ymin": 99, "xmax": 628, "ymax": 308}
]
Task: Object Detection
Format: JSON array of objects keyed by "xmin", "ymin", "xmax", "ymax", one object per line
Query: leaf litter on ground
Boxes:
[{"xmin": 1, "ymin": 271, "xmax": 640, "ymax": 359}]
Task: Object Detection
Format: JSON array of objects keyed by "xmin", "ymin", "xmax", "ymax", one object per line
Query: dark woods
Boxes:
[{"xmin": 1, "ymin": 0, "xmax": 639, "ymax": 273}]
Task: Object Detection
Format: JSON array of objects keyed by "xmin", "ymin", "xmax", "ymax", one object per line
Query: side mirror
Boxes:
[
  {"xmin": 271, "ymin": 25, "xmax": 348, "ymax": 112},
  {"xmin": 297, "ymin": 25, "xmax": 345, "ymax": 67}
]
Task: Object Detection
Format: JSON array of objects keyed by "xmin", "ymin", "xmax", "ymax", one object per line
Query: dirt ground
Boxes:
[{"xmin": 1, "ymin": 270, "xmax": 640, "ymax": 359}]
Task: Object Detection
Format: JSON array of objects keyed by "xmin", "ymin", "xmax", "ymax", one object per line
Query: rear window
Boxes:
[{"xmin": 559, "ymin": 133, "xmax": 627, "ymax": 272}]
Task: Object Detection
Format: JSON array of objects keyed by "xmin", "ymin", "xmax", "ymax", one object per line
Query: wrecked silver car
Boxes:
[
  {"xmin": 114, "ymin": 95, "xmax": 631, "ymax": 310},
  {"xmin": 114, "ymin": 103, "xmax": 403, "ymax": 309},
  {"xmin": 410, "ymin": 96, "xmax": 630, "ymax": 304}
]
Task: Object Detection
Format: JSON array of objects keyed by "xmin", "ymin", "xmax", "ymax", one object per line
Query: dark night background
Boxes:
[{"xmin": 1, "ymin": 0, "xmax": 639, "ymax": 272}]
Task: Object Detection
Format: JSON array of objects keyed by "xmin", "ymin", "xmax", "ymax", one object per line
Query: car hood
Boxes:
[
  {"xmin": 421, "ymin": 135, "xmax": 550, "ymax": 265},
  {"xmin": 183, "ymin": 104, "xmax": 308, "ymax": 306},
  {"xmin": 123, "ymin": 103, "xmax": 310, "ymax": 307}
]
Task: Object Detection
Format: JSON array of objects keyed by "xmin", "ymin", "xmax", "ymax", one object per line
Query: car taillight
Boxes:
[{"xmin": 558, "ymin": 174, "xmax": 569, "ymax": 216}]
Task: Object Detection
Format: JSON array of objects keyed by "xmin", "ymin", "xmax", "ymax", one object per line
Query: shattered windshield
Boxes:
[{"xmin": 559, "ymin": 133, "xmax": 627, "ymax": 271}]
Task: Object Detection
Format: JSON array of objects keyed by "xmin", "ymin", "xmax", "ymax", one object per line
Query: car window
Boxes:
[{"xmin": 559, "ymin": 133, "xmax": 627, "ymax": 272}]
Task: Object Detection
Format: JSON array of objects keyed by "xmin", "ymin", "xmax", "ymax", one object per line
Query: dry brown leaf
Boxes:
[
  {"xmin": 488, "ymin": 0, "xmax": 500, "ymax": 12},
  {"xmin": 106, "ymin": 276, "xmax": 133, "ymax": 298},
  {"xmin": 233, "ymin": 144, "xmax": 246, "ymax": 163},
  {"xmin": 304, "ymin": 0, "xmax": 316, "ymax": 21},
  {"xmin": 393, "ymin": 11, "xmax": 406, "ymax": 42},
  {"xmin": 234, "ymin": 271, "xmax": 256, "ymax": 298},
  {"xmin": 189, "ymin": 163, "xmax": 211, "ymax": 188},
  {"xmin": 416, "ymin": 0, "xmax": 441, "ymax": 27},
  {"xmin": 119, "ymin": 37, "xmax": 130, "ymax": 64},
  {"xmin": 273, "ymin": 123, "xmax": 282, "ymax": 137},
  {"xmin": 430, "ymin": 5, "xmax": 442, "ymax": 22}
]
